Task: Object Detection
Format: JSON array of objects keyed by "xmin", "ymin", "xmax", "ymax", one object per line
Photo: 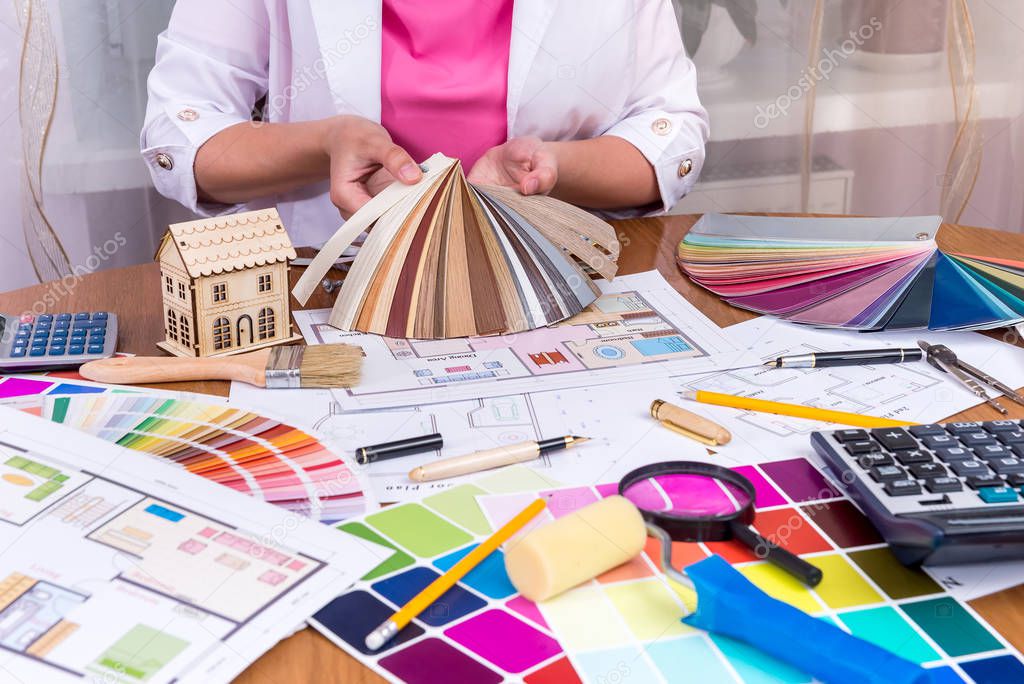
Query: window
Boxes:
[
  {"xmin": 212, "ymin": 317, "xmax": 232, "ymax": 350},
  {"xmin": 166, "ymin": 309, "xmax": 178, "ymax": 342},
  {"xmin": 212, "ymin": 282, "xmax": 227, "ymax": 303},
  {"xmin": 258, "ymin": 273, "xmax": 272, "ymax": 293},
  {"xmin": 258, "ymin": 307, "xmax": 276, "ymax": 340},
  {"xmin": 164, "ymin": 275, "xmax": 173, "ymax": 294},
  {"xmin": 179, "ymin": 313, "xmax": 191, "ymax": 348},
  {"xmin": 178, "ymin": 281, "xmax": 187, "ymax": 300}
]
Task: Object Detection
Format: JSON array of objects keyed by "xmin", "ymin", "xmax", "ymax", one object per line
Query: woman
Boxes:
[{"xmin": 142, "ymin": 0, "xmax": 708, "ymax": 246}]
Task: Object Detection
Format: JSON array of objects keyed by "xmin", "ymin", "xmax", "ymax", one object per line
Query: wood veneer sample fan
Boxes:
[{"xmin": 294, "ymin": 153, "xmax": 620, "ymax": 339}]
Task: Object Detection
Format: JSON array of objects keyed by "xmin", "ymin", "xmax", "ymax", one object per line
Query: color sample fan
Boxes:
[
  {"xmin": 37, "ymin": 393, "xmax": 371, "ymax": 522},
  {"xmin": 677, "ymin": 213, "xmax": 1024, "ymax": 332},
  {"xmin": 294, "ymin": 153, "xmax": 620, "ymax": 339}
]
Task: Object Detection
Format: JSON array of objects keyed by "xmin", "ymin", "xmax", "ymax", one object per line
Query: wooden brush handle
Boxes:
[{"xmin": 79, "ymin": 350, "xmax": 271, "ymax": 386}]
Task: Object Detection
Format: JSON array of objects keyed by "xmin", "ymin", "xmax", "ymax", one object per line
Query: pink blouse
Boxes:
[{"xmin": 380, "ymin": 0, "xmax": 513, "ymax": 170}]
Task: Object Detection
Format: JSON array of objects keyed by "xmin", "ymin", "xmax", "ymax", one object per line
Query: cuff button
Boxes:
[
  {"xmin": 177, "ymin": 108, "xmax": 199, "ymax": 122},
  {"xmin": 155, "ymin": 153, "xmax": 174, "ymax": 171},
  {"xmin": 651, "ymin": 118, "xmax": 672, "ymax": 135},
  {"xmin": 678, "ymin": 159, "xmax": 693, "ymax": 177}
]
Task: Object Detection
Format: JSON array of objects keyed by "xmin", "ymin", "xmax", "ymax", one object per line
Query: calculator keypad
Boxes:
[
  {"xmin": 830, "ymin": 420, "xmax": 1024, "ymax": 511},
  {"xmin": 2, "ymin": 312, "xmax": 115, "ymax": 369}
]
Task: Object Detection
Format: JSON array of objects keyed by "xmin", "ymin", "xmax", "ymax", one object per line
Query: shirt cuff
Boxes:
[
  {"xmin": 603, "ymin": 109, "xmax": 706, "ymax": 215},
  {"xmin": 141, "ymin": 103, "xmax": 250, "ymax": 217}
]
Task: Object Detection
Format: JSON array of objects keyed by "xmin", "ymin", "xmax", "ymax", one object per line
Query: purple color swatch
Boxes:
[
  {"xmin": 445, "ymin": 610, "xmax": 561, "ymax": 673},
  {"xmin": 541, "ymin": 487, "xmax": 598, "ymax": 518},
  {"xmin": 379, "ymin": 638, "xmax": 503, "ymax": 684},
  {"xmin": 0, "ymin": 378, "xmax": 53, "ymax": 398},
  {"xmin": 760, "ymin": 458, "xmax": 841, "ymax": 502},
  {"xmin": 733, "ymin": 466, "xmax": 787, "ymax": 508},
  {"xmin": 506, "ymin": 595, "xmax": 549, "ymax": 630}
]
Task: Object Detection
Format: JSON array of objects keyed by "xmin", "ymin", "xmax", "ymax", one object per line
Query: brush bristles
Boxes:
[{"xmin": 298, "ymin": 344, "xmax": 362, "ymax": 388}]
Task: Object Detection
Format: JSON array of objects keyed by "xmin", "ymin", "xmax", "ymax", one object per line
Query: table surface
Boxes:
[{"xmin": 4, "ymin": 213, "xmax": 1024, "ymax": 683}]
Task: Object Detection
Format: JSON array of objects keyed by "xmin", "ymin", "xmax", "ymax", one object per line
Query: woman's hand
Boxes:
[
  {"xmin": 322, "ymin": 115, "xmax": 422, "ymax": 217},
  {"xmin": 468, "ymin": 136, "xmax": 558, "ymax": 195}
]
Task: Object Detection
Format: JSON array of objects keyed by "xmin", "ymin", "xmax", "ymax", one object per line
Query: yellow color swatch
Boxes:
[
  {"xmin": 539, "ymin": 584, "xmax": 631, "ymax": 651},
  {"xmin": 739, "ymin": 563, "xmax": 823, "ymax": 614},
  {"xmin": 812, "ymin": 554, "xmax": 883, "ymax": 609},
  {"xmin": 604, "ymin": 579, "xmax": 694, "ymax": 641}
]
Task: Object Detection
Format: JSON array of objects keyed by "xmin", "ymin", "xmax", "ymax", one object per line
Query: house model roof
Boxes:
[{"xmin": 160, "ymin": 208, "xmax": 297, "ymax": 278}]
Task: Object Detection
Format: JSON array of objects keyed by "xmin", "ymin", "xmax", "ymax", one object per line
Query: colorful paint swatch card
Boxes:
[
  {"xmin": 0, "ymin": 375, "xmax": 373, "ymax": 522},
  {"xmin": 312, "ymin": 463, "xmax": 1023, "ymax": 683},
  {"xmin": 677, "ymin": 214, "xmax": 1024, "ymax": 331}
]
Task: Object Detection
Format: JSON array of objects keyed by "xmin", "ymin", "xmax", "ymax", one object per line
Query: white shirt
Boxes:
[{"xmin": 142, "ymin": 0, "xmax": 709, "ymax": 246}]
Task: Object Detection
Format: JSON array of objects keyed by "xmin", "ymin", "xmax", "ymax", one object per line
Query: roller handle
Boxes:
[
  {"xmin": 683, "ymin": 555, "xmax": 929, "ymax": 684},
  {"xmin": 731, "ymin": 523, "xmax": 822, "ymax": 587}
]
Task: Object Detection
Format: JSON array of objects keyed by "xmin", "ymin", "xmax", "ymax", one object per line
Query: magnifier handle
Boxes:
[
  {"xmin": 732, "ymin": 524, "xmax": 823, "ymax": 587},
  {"xmin": 683, "ymin": 555, "xmax": 928, "ymax": 684}
]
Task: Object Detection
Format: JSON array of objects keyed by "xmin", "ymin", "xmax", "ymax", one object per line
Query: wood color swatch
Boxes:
[
  {"xmin": 294, "ymin": 154, "xmax": 620, "ymax": 339},
  {"xmin": 677, "ymin": 213, "xmax": 1024, "ymax": 331}
]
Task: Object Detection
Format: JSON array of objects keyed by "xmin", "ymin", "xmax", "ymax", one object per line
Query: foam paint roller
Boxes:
[{"xmin": 505, "ymin": 497, "xmax": 930, "ymax": 684}]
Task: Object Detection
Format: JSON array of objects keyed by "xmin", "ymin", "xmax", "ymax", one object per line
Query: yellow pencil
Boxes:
[
  {"xmin": 365, "ymin": 498, "xmax": 547, "ymax": 650},
  {"xmin": 681, "ymin": 390, "xmax": 915, "ymax": 429}
]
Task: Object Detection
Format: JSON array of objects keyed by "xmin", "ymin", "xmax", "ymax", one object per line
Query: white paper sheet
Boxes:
[
  {"xmin": 294, "ymin": 271, "xmax": 752, "ymax": 410},
  {"xmin": 0, "ymin": 407, "xmax": 387, "ymax": 684}
]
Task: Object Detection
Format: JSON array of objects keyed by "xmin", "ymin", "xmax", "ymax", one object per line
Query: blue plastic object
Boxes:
[{"xmin": 681, "ymin": 555, "xmax": 930, "ymax": 684}]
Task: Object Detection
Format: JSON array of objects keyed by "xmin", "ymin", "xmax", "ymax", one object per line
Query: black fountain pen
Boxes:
[{"xmin": 765, "ymin": 348, "xmax": 923, "ymax": 369}]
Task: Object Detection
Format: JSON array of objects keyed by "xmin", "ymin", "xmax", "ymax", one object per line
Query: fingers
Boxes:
[
  {"xmin": 521, "ymin": 145, "xmax": 558, "ymax": 195},
  {"xmin": 376, "ymin": 141, "xmax": 422, "ymax": 184},
  {"xmin": 330, "ymin": 181, "xmax": 373, "ymax": 219}
]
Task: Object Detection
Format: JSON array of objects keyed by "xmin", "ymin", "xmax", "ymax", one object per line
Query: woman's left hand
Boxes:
[{"xmin": 468, "ymin": 136, "xmax": 558, "ymax": 195}]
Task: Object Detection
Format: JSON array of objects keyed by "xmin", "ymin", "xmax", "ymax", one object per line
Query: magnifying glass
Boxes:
[{"xmin": 619, "ymin": 461, "xmax": 822, "ymax": 587}]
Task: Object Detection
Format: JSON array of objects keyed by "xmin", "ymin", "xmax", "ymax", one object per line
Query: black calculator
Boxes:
[
  {"xmin": 811, "ymin": 422, "xmax": 1024, "ymax": 566},
  {"xmin": 0, "ymin": 312, "xmax": 118, "ymax": 372}
]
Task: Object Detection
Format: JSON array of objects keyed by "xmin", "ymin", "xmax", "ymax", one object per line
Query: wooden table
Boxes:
[{"xmin": 4, "ymin": 214, "xmax": 1024, "ymax": 682}]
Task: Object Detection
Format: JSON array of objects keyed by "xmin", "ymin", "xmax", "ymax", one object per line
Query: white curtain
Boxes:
[
  {"xmin": 2, "ymin": 0, "xmax": 1023, "ymax": 293},
  {"xmin": 672, "ymin": 0, "xmax": 1024, "ymax": 234},
  {"xmin": 1, "ymin": 0, "xmax": 187, "ymax": 292}
]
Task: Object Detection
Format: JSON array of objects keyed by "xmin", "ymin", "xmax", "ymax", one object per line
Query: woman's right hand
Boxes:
[{"xmin": 322, "ymin": 115, "xmax": 422, "ymax": 218}]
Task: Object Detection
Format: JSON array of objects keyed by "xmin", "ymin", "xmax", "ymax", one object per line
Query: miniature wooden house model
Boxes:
[{"xmin": 156, "ymin": 208, "xmax": 301, "ymax": 357}]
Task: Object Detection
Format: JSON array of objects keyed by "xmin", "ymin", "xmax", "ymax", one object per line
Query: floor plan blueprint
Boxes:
[
  {"xmin": 0, "ymin": 407, "xmax": 384, "ymax": 684},
  {"xmin": 295, "ymin": 271, "xmax": 750, "ymax": 410}
]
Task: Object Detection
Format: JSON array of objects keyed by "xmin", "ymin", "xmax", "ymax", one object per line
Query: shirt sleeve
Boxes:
[
  {"xmin": 140, "ymin": 0, "xmax": 271, "ymax": 216},
  {"xmin": 600, "ymin": 0, "xmax": 710, "ymax": 217}
]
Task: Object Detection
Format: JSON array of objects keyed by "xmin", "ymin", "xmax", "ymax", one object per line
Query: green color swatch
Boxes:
[
  {"xmin": 838, "ymin": 606, "xmax": 938, "ymax": 664},
  {"xmin": 424, "ymin": 485, "xmax": 492, "ymax": 535},
  {"xmin": 475, "ymin": 466, "xmax": 562, "ymax": 494},
  {"xmin": 338, "ymin": 522, "xmax": 414, "ymax": 580},
  {"xmin": 848, "ymin": 548, "xmax": 942, "ymax": 599},
  {"xmin": 901, "ymin": 597, "xmax": 1002, "ymax": 657},
  {"xmin": 93, "ymin": 624, "xmax": 189, "ymax": 681},
  {"xmin": 365, "ymin": 504, "xmax": 472, "ymax": 558},
  {"xmin": 50, "ymin": 397, "xmax": 70, "ymax": 423}
]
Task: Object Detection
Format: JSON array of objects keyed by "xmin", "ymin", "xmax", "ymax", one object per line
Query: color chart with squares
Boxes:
[{"xmin": 312, "ymin": 462, "xmax": 1024, "ymax": 684}]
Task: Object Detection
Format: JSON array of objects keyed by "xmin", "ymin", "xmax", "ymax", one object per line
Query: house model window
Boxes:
[
  {"xmin": 212, "ymin": 283, "xmax": 227, "ymax": 303},
  {"xmin": 212, "ymin": 317, "xmax": 232, "ymax": 350},
  {"xmin": 155, "ymin": 207, "xmax": 301, "ymax": 357},
  {"xmin": 258, "ymin": 307, "xmax": 276, "ymax": 340}
]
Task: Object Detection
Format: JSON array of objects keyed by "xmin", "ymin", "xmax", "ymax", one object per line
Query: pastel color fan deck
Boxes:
[
  {"xmin": 677, "ymin": 213, "xmax": 1024, "ymax": 331},
  {"xmin": 293, "ymin": 153, "xmax": 620, "ymax": 339}
]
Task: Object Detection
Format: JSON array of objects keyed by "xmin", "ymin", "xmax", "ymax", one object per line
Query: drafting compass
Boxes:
[{"xmin": 918, "ymin": 340, "xmax": 1024, "ymax": 415}]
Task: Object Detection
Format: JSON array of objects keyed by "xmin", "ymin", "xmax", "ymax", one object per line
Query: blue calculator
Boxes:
[{"xmin": 0, "ymin": 312, "xmax": 118, "ymax": 371}]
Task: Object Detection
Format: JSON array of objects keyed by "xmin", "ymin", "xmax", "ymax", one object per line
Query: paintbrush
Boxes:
[{"xmin": 79, "ymin": 344, "xmax": 361, "ymax": 388}]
